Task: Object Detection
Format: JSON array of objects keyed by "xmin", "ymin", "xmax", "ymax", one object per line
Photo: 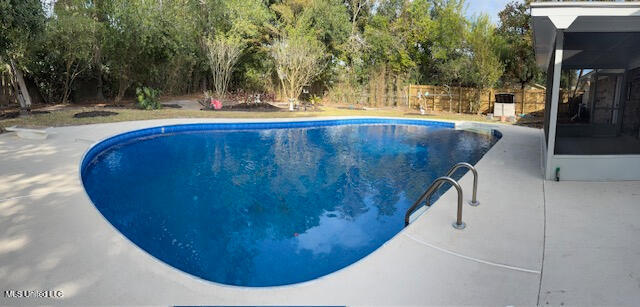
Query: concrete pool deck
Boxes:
[{"xmin": 0, "ymin": 117, "xmax": 639, "ymax": 305}]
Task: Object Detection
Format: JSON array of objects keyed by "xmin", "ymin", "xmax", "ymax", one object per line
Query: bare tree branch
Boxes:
[
  {"xmin": 205, "ymin": 35, "xmax": 245, "ymax": 99},
  {"xmin": 270, "ymin": 37, "xmax": 325, "ymax": 103}
]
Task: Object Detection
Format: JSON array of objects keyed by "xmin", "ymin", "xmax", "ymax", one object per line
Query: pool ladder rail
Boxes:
[{"xmin": 404, "ymin": 162, "xmax": 479, "ymax": 230}]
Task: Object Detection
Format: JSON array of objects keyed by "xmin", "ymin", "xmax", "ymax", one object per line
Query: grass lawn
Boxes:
[{"xmin": 0, "ymin": 104, "xmax": 542, "ymax": 129}]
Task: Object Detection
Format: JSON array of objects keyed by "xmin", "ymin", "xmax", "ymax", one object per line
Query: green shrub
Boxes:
[
  {"xmin": 307, "ymin": 94, "xmax": 322, "ymax": 110},
  {"xmin": 309, "ymin": 94, "xmax": 322, "ymax": 105},
  {"xmin": 136, "ymin": 87, "xmax": 162, "ymax": 110}
]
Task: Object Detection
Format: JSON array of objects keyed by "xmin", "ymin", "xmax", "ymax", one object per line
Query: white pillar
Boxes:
[{"xmin": 545, "ymin": 31, "xmax": 564, "ymax": 180}]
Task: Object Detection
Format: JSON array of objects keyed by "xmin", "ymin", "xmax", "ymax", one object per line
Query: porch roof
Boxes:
[{"xmin": 530, "ymin": 1, "xmax": 640, "ymax": 70}]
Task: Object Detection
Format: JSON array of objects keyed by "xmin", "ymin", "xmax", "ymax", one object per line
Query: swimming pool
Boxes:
[{"xmin": 81, "ymin": 119, "xmax": 499, "ymax": 287}]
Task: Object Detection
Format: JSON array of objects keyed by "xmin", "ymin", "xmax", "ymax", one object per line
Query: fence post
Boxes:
[
  {"xmin": 458, "ymin": 85, "xmax": 462, "ymax": 113},
  {"xmin": 522, "ymin": 87, "xmax": 526, "ymax": 115},
  {"xmin": 469, "ymin": 89, "xmax": 473, "ymax": 113}
]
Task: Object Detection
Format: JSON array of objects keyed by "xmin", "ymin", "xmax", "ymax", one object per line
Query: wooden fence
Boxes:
[
  {"xmin": 327, "ymin": 83, "xmax": 550, "ymax": 114},
  {"xmin": 407, "ymin": 85, "xmax": 547, "ymax": 114}
]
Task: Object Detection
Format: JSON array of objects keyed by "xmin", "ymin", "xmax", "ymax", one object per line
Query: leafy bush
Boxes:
[
  {"xmin": 136, "ymin": 87, "xmax": 162, "ymax": 110},
  {"xmin": 308, "ymin": 94, "xmax": 322, "ymax": 110}
]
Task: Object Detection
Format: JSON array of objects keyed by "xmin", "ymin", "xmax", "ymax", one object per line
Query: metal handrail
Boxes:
[
  {"xmin": 427, "ymin": 162, "xmax": 480, "ymax": 207},
  {"xmin": 404, "ymin": 176, "xmax": 466, "ymax": 230}
]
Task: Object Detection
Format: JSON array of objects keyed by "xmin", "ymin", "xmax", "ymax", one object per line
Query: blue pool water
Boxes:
[{"xmin": 81, "ymin": 119, "xmax": 499, "ymax": 287}]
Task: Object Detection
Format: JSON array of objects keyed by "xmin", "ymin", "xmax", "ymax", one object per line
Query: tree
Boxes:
[
  {"xmin": 437, "ymin": 55, "xmax": 471, "ymax": 112},
  {"xmin": 497, "ymin": 0, "xmax": 540, "ymax": 113},
  {"xmin": 203, "ymin": 0, "xmax": 271, "ymax": 98},
  {"xmin": 399, "ymin": 0, "xmax": 435, "ymax": 83},
  {"xmin": 0, "ymin": 0, "xmax": 544, "ymax": 109},
  {"xmin": 270, "ymin": 35, "xmax": 325, "ymax": 109},
  {"xmin": 0, "ymin": 0, "xmax": 45, "ymax": 111},
  {"xmin": 270, "ymin": 0, "xmax": 350, "ymax": 96},
  {"xmin": 90, "ymin": 0, "xmax": 109, "ymax": 101},
  {"xmin": 362, "ymin": 7, "xmax": 414, "ymax": 82},
  {"xmin": 206, "ymin": 35, "xmax": 244, "ymax": 99},
  {"xmin": 343, "ymin": 0, "xmax": 371, "ymax": 65},
  {"xmin": 46, "ymin": 1, "xmax": 100, "ymax": 103},
  {"xmin": 467, "ymin": 14, "xmax": 503, "ymax": 114},
  {"xmin": 430, "ymin": 0, "xmax": 466, "ymax": 62},
  {"xmin": 102, "ymin": 0, "xmax": 177, "ymax": 101},
  {"xmin": 304, "ymin": 0, "xmax": 351, "ymax": 57},
  {"xmin": 431, "ymin": 0, "xmax": 469, "ymax": 112},
  {"xmin": 355, "ymin": 0, "xmax": 436, "ymax": 107}
]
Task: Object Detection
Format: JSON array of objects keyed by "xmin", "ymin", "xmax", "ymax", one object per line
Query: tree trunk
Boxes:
[
  {"xmin": 116, "ymin": 78, "xmax": 129, "ymax": 102},
  {"xmin": 62, "ymin": 62, "xmax": 72, "ymax": 104},
  {"xmin": 9, "ymin": 58, "xmax": 32, "ymax": 113},
  {"xmin": 458, "ymin": 84, "xmax": 462, "ymax": 113},
  {"xmin": 95, "ymin": 45, "xmax": 105, "ymax": 101},
  {"xmin": 521, "ymin": 84, "xmax": 526, "ymax": 115},
  {"xmin": 8, "ymin": 72, "xmax": 25, "ymax": 109},
  {"xmin": 200, "ymin": 75, "xmax": 207, "ymax": 92}
]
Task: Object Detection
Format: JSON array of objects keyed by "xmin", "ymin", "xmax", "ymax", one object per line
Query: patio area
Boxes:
[{"xmin": 0, "ymin": 117, "xmax": 639, "ymax": 305}]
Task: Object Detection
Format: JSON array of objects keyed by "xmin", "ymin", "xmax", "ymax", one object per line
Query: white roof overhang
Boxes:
[{"xmin": 530, "ymin": 2, "xmax": 640, "ymax": 70}]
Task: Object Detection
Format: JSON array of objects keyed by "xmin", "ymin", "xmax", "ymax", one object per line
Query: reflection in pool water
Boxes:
[{"xmin": 82, "ymin": 123, "xmax": 498, "ymax": 286}]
